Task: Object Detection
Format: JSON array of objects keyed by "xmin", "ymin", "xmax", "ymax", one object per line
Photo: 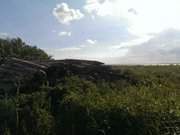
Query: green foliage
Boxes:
[
  {"xmin": 0, "ymin": 38, "xmax": 50, "ymax": 60},
  {"xmin": 18, "ymin": 92, "xmax": 54, "ymax": 135},
  {"xmin": 1, "ymin": 64, "xmax": 180, "ymax": 134},
  {"xmin": 55, "ymin": 77, "xmax": 179, "ymax": 135},
  {"xmin": 0, "ymin": 99, "xmax": 16, "ymax": 135}
]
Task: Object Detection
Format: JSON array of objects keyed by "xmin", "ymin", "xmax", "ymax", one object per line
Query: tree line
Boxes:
[{"xmin": 0, "ymin": 38, "xmax": 50, "ymax": 61}]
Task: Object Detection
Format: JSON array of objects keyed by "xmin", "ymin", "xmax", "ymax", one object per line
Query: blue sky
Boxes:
[{"xmin": 1, "ymin": 0, "xmax": 180, "ymax": 64}]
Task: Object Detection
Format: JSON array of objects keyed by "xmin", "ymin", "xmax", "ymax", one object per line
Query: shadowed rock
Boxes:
[
  {"xmin": 0, "ymin": 58, "xmax": 125, "ymax": 93},
  {"xmin": 45, "ymin": 59, "xmax": 121, "ymax": 86}
]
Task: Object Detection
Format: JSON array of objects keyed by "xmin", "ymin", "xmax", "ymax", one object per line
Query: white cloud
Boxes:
[
  {"xmin": 84, "ymin": 0, "xmax": 180, "ymax": 36},
  {"xmin": 58, "ymin": 31, "xmax": 72, "ymax": 37},
  {"xmin": 111, "ymin": 35, "xmax": 152, "ymax": 49},
  {"xmin": 45, "ymin": 42, "xmax": 128, "ymax": 62},
  {"xmin": 0, "ymin": 33, "xmax": 9, "ymax": 38},
  {"xmin": 56, "ymin": 47, "xmax": 81, "ymax": 51},
  {"xmin": 110, "ymin": 29, "xmax": 180, "ymax": 64},
  {"xmin": 53, "ymin": 3, "xmax": 84, "ymax": 24},
  {"xmin": 84, "ymin": 0, "xmax": 113, "ymax": 17},
  {"xmin": 86, "ymin": 39, "xmax": 97, "ymax": 44}
]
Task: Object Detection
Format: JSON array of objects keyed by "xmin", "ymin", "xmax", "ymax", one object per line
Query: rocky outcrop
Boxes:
[
  {"xmin": 0, "ymin": 58, "xmax": 123, "ymax": 93},
  {"xmin": 0, "ymin": 57, "xmax": 46, "ymax": 81},
  {"xmin": 46, "ymin": 59, "xmax": 121, "ymax": 86},
  {"xmin": 0, "ymin": 57, "xmax": 47, "ymax": 95}
]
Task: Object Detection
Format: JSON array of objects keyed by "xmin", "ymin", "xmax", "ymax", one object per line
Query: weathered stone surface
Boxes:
[
  {"xmin": 45, "ymin": 59, "xmax": 122, "ymax": 86},
  {"xmin": 0, "ymin": 57, "xmax": 47, "ymax": 94},
  {"xmin": 0, "ymin": 57, "xmax": 46, "ymax": 81},
  {"xmin": 0, "ymin": 58, "xmax": 122, "ymax": 91}
]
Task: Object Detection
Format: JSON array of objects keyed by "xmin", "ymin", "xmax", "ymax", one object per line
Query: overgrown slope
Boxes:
[{"xmin": 0, "ymin": 38, "xmax": 179, "ymax": 135}]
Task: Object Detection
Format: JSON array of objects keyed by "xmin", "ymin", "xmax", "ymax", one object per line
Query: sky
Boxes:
[{"xmin": 1, "ymin": 0, "xmax": 180, "ymax": 64}]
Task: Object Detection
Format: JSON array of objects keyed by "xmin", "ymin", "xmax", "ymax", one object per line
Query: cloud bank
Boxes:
[
  {"xmin": 50, "ymin": 0, "xmax": 180, "ymax": 64},
  {"xmin": 108, "ymin": 29, "xmax": 180, "ymax": 64},
  {"xmin": 84, "ymin": 0, "xmax": 180, "ymax": 36}
]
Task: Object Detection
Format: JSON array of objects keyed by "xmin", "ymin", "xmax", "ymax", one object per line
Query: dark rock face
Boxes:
[
  {"xmin": 0, "ymin": 58, "xmax": 47, "ymax": 94},
  {"xmin": 0, "ymin": 58, "xmax": 123, "ymax": 93},
  {"xmin": 0, "ymin": 57, "xmax": 47, "ymax": 79},
  {"xmin": 46, "ymin": 60, "xmax": 121, "ymax": 86}
]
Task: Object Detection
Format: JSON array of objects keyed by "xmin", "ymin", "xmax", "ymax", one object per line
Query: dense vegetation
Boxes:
[
  {"xmin": 0, "ymin": 38, "xmax": 50, "ymax": 61},
  {"xmin": 0, "ymin": 38, "xmax": 180, "ymax": 135}
]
